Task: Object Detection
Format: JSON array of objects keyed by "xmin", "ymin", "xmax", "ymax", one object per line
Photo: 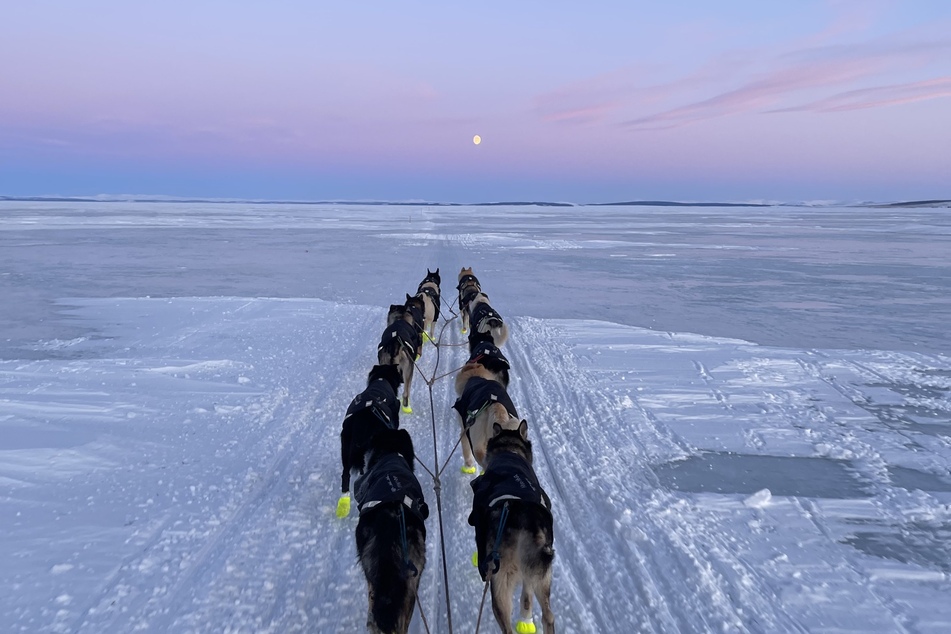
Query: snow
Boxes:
[{"xmin": 2, "ymin": 201, "xmax": 951, "ymax": 632}]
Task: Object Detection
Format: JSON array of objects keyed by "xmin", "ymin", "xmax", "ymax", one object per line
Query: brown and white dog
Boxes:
[
  {"xmin": 415, "ymin": 268, "xmax": 441, "ymax": 344},
  {"xmin": 468, "ymin": 422, "xmax": 555, "ymax": 634},
  {"xmin": 457, "ymin": 267, "xmax": 482, "ymax": 334},
  {"xmin": 378, "ymin": 296, "xmax": 424, "ymax": 414},
  {"xmin": 453, "ymin": 363, "xmax": 521, "ymax": 474}
]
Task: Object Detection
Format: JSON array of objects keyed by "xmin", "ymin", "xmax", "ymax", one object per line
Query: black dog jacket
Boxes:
[
  {"xmin": 379, "ymin": 319, "xmax": 421, "ymax": 356},
  {"xmin": 468, "ymin": 451, "xmax": 552, "ymax": 522},
  {"xmin": 355, "ymin": 453, "xmax": 429, "ymax": 522},
  {"xmin": 453, "ymin": 377, "xmax": 518, "ymax": 428},
  {"xmin": 468, "ymin": 339, "xmax": 510, "ymax": 370},
  {"xmin": 470, "ymin": 300, "xmax": 503, "ymax": 332},
  {"xmin": 344, "ymin": 376, "xmax": 401, "ymax": 429}
]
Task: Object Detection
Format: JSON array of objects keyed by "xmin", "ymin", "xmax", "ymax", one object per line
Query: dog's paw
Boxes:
[
  {"xmin": 471, "ymin": 551, "xmax": 479, "ymax": 567},
  {"xmin": 422, "ymin": 331, "xmax": 432, "ymax": 343},
  {"xmin": 460, "ymin": 464, "xmax": 477, "ymax": 475},
  {"xmin": 460, "ymin": 328, "xmax": 467, "ymax": 334},
  {"xmin": 335, "ymin": 494, "xmax": 351, "ymax": 518},
  {"xmin": 516, "ymin": 620, "xmax": 537, "ymax": 634},
  {"xmin": 401, "ymin": 404, "xmax": 413, "ymax": 414}
]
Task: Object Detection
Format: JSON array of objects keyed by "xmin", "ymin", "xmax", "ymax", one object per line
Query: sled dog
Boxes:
[
  {"xmin": 465, "ymin": 330, "xmax": 512, "ymax": 388},
  {"xmin": 454, "ymin": 364, "xmax": 520, "ymax": 472},
  {"xmin": 415, "ymin": 268, "xmax": 441, "ymax": 343},
  {"xmin": 378, "ymin": 296, "xmax": 424, "ymax": 413},
  {"xmin": 354, "ymin": 428, "xmax": 429, "ymax": 634},
  {"xmin": 457, "ymin": 267, "xmax": 482, "ymax": 334},
  {"xmin": 469, "ymin": 421, "xmax": 555, "ymax": 634},
  {"xmin": 337, "ymin": 364, "xmax": 403, "ymax": 518},
  {"xmin": 467, "ymin": 292, "xmax": 508, "ymax": 348}
]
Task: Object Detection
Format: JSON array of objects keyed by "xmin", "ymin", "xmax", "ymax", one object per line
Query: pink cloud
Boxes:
[
  {"xmin": 621, "ymin": 37, "xmax": 951, "ymax": 129},
  {"xmin": 771, "ymin": 76, "xmax": 951, "ymax": 112}
]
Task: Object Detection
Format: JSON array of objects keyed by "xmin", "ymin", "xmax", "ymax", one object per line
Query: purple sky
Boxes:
[{"xmin": 2, "ymin": 1, "xmax": 950, "ymax": 202}]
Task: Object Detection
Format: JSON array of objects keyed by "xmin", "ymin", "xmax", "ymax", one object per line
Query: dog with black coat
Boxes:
[
  {"xmin": 354, "ymin": 427, "xmax": 429, "ymax": 634},
  {"xmin": 337, "ymin": 364, "xmax": 403, "ymax": 518},
  {"xmin": 467, "ymin": 330, "xmax": 511, "ymax": 389},
  {"xmin": 378, "ymin": 296, "xmax": 424, "ymax": 414},
  {"xmin": 415, "ymin": 268, "xmax": 441, "ymax": 343},
  {"xmin": 457, "ymin": 267, "xmax": 482, "ymax": 334},
  {"xmin": 469, "ymin": 421, "xmax": 555, "ymax": 634},
  {"xmin": 454, "ymin": 364, "xmax": 521, "ymax": 473},
  {"xmin": 467, "ymin": 291, "xmax": 509, "ymax": 348}
]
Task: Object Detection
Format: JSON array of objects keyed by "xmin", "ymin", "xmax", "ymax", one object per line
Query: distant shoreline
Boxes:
[{"xmin": 1, "ymin": 195, "xmax": 949, "ymax": 208}]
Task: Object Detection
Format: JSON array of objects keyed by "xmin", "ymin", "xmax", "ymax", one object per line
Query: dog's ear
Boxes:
[
  {"xmin": 405, "ymin": 293, "xmax": 413, "ymax": 303},
  {"xmin": 492, "ymin": 422, "xmax": 503, "ymax": 437},
  {"xmin": 518, "ymin": 419, "xmax": 529, "ymax": 440}
]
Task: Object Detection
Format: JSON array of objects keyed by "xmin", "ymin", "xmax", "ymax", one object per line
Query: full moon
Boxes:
[{"xmin": 473, "ymin": 135, "xmax": 482, "ymax": 145}]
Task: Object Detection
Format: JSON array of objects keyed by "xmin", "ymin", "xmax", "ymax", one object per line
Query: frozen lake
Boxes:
[
  {"xmin": 2, "ymin": 201, "xmax": 950, "ymax": 632},
  {"xmin": 3, "ymin": 201, "xmax": 949, "ymax": 356}
]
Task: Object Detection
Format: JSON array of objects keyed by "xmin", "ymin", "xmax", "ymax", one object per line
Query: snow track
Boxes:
[{"xmin": 4, "ymin": 297, "xmax": 951, "ymax": 633}]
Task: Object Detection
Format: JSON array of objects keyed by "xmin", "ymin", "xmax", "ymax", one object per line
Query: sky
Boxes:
[{"xmin": 2, "ymin": 0, "xmax": 950, "ymax": 203}]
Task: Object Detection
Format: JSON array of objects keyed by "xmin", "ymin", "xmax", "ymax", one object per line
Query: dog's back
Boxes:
[
  {"xmin": 339, "ymin": 365, "xmax": 403, "ymax": 499},
  {"xmin": 466, "ymin": 332, "xmax": 511, "ymax": 388},
  {"xmin": 469, "ymin": 423, "xmax": 556, "ymax": 633},
  {"xmin": 354, "ymin": 429, "xmax": 428, "ymax": 634},
  {"xmin": 468, "ymin": 292, "xmax": 509, "ymax": 348}
]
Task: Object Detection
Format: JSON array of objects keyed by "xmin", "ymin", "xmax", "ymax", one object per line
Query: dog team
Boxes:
[{"xmin": 337, "ymin": 268, "xmax": 556, "ymax": 633}]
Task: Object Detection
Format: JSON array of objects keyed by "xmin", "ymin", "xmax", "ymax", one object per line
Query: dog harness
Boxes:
[
  {"xmin": 468, "ymin": 451, "xmax": 552, "ymax": 520},
  {"xmin": 416, "ymin": 285, "xmax": 441, "ymax": 322},
  {"xmin": 344, "ymin": 377, "xmax": 401, "ymax": 429},
  {"xmin": 355, "ymin": 452, "xmax": 430, "ymax": 522},
  {"xmin": 453, "ymin": 377, "xmax": 518, "ymax": 429},
  {"xmin": 470, "ymin": 300, "xmax": 504, "ymax": 333},
  {"xmin": 378, "ymin": 319, "xmax": 421, "ymax": 357},
  {"xmin": 456, "ymin": 274, "xmax": 480, "ymax": 291},
  {"xmin": 468, "ymin": 339, "xmax": 510, "ymax": 370}
]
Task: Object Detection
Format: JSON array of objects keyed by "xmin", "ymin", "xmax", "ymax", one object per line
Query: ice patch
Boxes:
[{"xmin": 744, "ymin": 488, "xmax": 772, "ymax": 508}]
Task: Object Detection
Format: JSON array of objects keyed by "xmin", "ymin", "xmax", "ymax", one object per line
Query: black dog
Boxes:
[
  {"xmin": 469, "ymin": 421, "xmax": 555, "ymax": 633},
  {"xmin": 354, "ymin": 428, "xmax": 429, "ymax": 634},
  {"xmin": 337, "ymin": 364, "xmax": 403, "ymax": 518}
]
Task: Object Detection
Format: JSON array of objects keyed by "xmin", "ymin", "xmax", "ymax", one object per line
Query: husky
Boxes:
[
  {"xmin": 337, "ymin": 364, "xmax": 403, "ymax": 518},
  {"xmin": 354, "ymin": 428, "xmax": 429, "ymax": 634},
  {"xmin": 378, "ymin": 296, "xmax": 424, "ymax": 414},
  {"xmin": 468, "ymin": 292, "xmax": 508, "ymax": 348},
  {"xmin": 469, "ymin": 421, "xmax": 555, "ymax": 634},
  {"xmin": 466, "ymin": 330, "xmax": 511, "ymax": 388},
  {"xmin": 415, "ymin": 268, "xmax": 441, "ymax": 343},
  {"xmin": 453, "ymin": 364, "xmax": 521, "ymax": 473},
  {"xmin": 457, "ymin": 267, "xmax": 482, "ymax": 334}
]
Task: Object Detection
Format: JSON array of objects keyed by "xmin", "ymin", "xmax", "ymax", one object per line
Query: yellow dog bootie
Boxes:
[
  {"xmin": 460, "ymin": 464, "xmax": 477, "ymax": 474},
  {"xmin": 516, "ymin": 620, "xmax": 536, "ymax": 633},
  {"xmin": 336, "ymin": 493, "xmax": 351, "ymax": 518}
]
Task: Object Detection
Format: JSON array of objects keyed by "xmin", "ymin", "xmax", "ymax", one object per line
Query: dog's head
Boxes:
[
  {"xmin": 367, "ymin": 363, "xmax": 403, "ymax": 391},
  {"xmin": 486, "ymin": 419, "xmax": 532, "ymax": 463},
  {"xmin": 386, "ymin": 303, "xmax": 406, "ymax": 325},
  {"xmin": 404, "ymin": 294, "xmax": 425, "ymax": 323},
  {"xmin": 458, "ymin": 267, "xmax": 473, "ymax": 282},
  {"xmin": 424, "ymin": 268, "xmax": 441, "ymax": 286},
  {"xmin": 365, "ymin": 427, "xmax": 417, "ymax": 472}
]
